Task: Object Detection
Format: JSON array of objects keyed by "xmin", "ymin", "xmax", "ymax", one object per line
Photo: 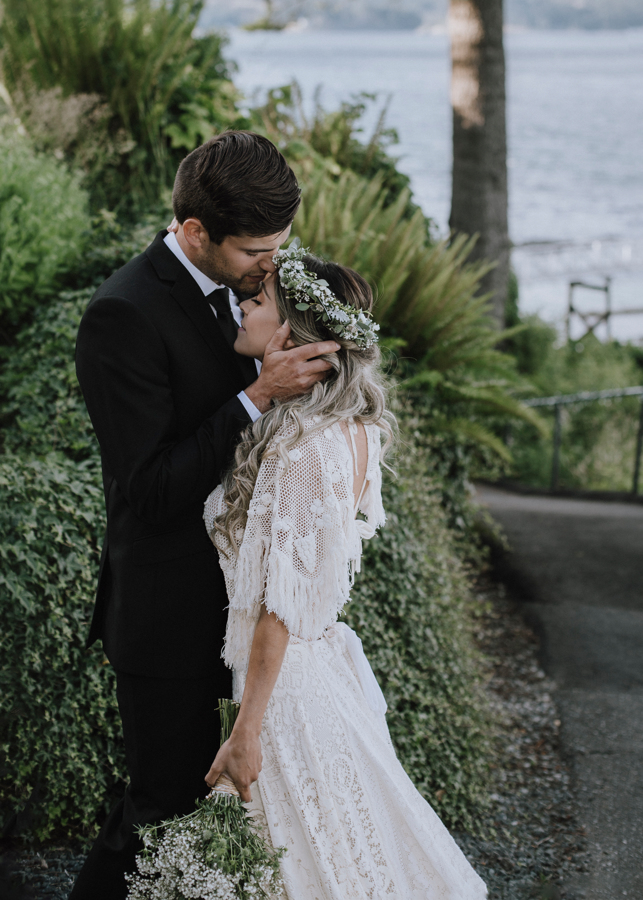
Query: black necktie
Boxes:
[{"xmin": 210, "ymin": 287, "xmax": 237, "ymax": 347}]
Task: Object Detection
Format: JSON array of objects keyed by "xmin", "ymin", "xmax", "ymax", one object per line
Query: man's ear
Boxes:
[{"xmin": 182, "ymin": 218, "xmax": 208, "ymax": 250}]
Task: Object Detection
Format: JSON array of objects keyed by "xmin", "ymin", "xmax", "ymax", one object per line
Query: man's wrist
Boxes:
[{"xmin": 244, "ymin": 380, "xmax": 272, "ymax": 414}]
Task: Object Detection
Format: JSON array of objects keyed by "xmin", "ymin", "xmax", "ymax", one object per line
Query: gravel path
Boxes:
[
  {"xmin": 455, "ymin": 577, "xmax": 588, "ymax": 899},
  {"xmin": 0, "ymin": 848, "xmax": 84, "ymax": 899},
  {"xmin": 1, "ymin": 579, "xmax": 587, "ymax": 900}
]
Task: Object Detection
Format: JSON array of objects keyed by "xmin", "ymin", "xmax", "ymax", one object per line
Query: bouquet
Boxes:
[{"xmin": 126, "ymin": 700, "xmax": 286, "ymax": 900}]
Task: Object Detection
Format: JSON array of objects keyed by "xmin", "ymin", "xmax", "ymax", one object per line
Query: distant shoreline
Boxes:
[
  {"xmin": 200, "ymin": 20, "xmax": 643, "ymax": 37},
  {"xmin": 200, "ymin": 17, "xmax": 643, "ymax": 35}
]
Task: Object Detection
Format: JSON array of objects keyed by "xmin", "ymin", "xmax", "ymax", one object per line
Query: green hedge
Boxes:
[
  {"xmin": 0, "ymin": 136, "xmax": 90, "ymax": 328},
  {"xmin": 0, "ymin": 291, "xmax": 490, "ymax": 840},
  {"xmin": 0, "ymin": 289, "xmax": 96, "ymax": 459},
  {"xmin": 0, "ymin": 449, "xmax": 489, "ymax": 841},
  {"xmin": 0, "ymin": 453, "xmax": 123, "ymax": 841},
  {"xmin": 347, "ymin": 425, "xmax": 490, "ymax": 833}
]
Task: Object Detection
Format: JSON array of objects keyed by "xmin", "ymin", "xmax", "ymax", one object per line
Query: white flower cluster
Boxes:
[
  {"xmin": 126, "ymin": 814, "xmax": 285, "ymax": 900},
  {"xmin": 273, "ymin": 240, "xmax": 380, "ymax": 350}
]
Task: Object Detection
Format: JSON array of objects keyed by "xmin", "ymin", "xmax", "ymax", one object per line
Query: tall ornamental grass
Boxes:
[
  {"xmin": 291, "ymin": 167, "xmax": 545, "ymax": 469},
  {"xmin": 0, "ymin": 0, "xmax": 244, "ymax": 209},
  {"xmin": 252, "ymin": 82, "xmax": 418, "ymax": 217}
]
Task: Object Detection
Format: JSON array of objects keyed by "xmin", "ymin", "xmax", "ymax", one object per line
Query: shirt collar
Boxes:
[{"xmin": 163, "ymin": 231, "xmax": 225, "ymax": 297}]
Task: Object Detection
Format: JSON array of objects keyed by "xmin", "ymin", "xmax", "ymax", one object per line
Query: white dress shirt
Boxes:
[{"xmin": 163, "ymin": 232, "xmax": 262, "ymax": 422}]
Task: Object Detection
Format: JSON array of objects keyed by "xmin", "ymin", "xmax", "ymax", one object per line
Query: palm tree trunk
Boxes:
[{"xmin": 449, "ymin": 0, "xmax": 509, "ymax": 327}]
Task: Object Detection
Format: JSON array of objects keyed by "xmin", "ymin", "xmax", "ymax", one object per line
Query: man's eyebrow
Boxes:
[{"xmin": 239, "ymin": 245, "xmax": 277, "ymax": 253}]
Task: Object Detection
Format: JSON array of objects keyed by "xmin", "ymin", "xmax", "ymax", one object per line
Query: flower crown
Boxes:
[{"xmin": 272, "ymin": 240, "xmax": 380, "ymax": 350}]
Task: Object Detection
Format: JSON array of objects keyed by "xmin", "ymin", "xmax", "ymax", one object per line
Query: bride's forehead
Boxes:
[{"xmin": 261, "ymin": 273, "xmax": 278, "ymax": 303}]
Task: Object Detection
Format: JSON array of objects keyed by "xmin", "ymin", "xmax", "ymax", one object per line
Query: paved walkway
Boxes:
[{"xmin": 476, "ymin": 485, "xmax": 643, "ymax": 900}]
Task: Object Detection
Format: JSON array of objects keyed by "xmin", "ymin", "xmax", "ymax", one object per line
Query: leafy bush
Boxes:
[
  {"xmin": 252, "ymin": 83, "xmax": 419, "ymax": 218},
  {"xmin": 0, "ymin": 0, "xmax": 245, "ymax": 209},
  {"xmin": 346, "ymin": 410, "xmax": 491, "ymax": 833},
  {"xmin": 0, "ymin": 284, "xmax": 492, "ymax": 839},
  {"xmin": 504, "ymin": 273, "xmax": 558, "ymax": 377},
  {"xmin": 0, "ymin": 135, "xmax": 90, "ymax": 329},
  {"xmin": 0, "ymin": 439, "xmax": 490, "ymax": 840},
  {"xmin": 504, "ymin": 319, "xmax": 643, "ymax": 490},
  {"xmin": 0, "ymin": 290, "xmax": 96, "ymax": 459},
  {"xmin": 0, "ymin": 452, "xmax": 124, "ymax": 842}
]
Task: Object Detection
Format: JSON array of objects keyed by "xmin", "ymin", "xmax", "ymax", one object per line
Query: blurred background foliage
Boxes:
[
  {"xmin": 0, "ymin": 135, "xmax": 90, "ymax": 332},
  {"xmin": 0, "ymin": 0, "xmax": 246, "ymax": 210},
  {"xmin": 503, "ymin": 278, "xmax": 643, "ymax": 491},
  {"xmin": 0, "ymin": 0, "xmax": 639, "ymax": 846}
]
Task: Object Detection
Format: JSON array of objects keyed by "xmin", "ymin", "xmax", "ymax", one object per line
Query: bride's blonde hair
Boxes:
[{"xmin": 214, "ymin": 254, "xmax": 395, "ymax": 552}]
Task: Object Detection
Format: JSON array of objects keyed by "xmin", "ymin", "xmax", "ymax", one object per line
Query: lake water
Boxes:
[{"xmin": 225, "ymin": 27, "xmax": 643, "ymax": 342}]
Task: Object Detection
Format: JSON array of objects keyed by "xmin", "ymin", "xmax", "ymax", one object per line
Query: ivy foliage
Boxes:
[
  {"xmin": 346, "ymin": 415, "xmax": 491, "ymax": 834},
  {"xmin": 0, "ymin": 452, "xmax": 124, "ymax": 842},
  {"xmin": 0, "ymin": 287, "xmax": 491, "ymax": 840},
  {"xmin": 0, "ymin": 290, "xmax": 96, "ymax": 460}
]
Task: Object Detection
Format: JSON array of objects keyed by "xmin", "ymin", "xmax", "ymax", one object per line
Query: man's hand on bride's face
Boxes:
[
  {"xmin": 205, "ymin": 725, "xmax": 262, "ymax": 803},
  {"xmin": 244, "ymin": 321, "xmax": 340, "ymax": 414}
]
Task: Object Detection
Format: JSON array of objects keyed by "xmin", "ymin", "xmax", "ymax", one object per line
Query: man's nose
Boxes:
[{"xmin": 258, "ymin": 255, "xmax": 277, "ymax": 273}]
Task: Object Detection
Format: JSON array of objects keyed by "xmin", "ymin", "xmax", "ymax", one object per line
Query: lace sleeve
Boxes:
[{"xmin": 222, "ymin": 426, "xmax": 361, "ymax": 669}]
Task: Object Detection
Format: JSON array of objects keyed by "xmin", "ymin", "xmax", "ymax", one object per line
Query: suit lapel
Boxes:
[{"xmin": 146, "ymin": 231, "xmax": 255, "ymax": 388}]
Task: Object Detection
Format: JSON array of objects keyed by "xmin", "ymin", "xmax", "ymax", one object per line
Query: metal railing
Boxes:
[{"xmin": 523, "ymin": 386, "xmax": 643, "ymax": 494}]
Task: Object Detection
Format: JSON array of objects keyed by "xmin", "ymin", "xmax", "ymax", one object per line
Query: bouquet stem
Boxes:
[
  {"xmin": 127, "ymin": 697, "xmax": 286, "ymax": 900},
  {"xmin": 209, "ymin": 699, "xmax": 242, "ymax": 800}
]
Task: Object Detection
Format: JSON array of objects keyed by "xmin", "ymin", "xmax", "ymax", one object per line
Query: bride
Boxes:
[{"xmin": 203, "ymin": 243, "xmax": 487, "ymax": 899}]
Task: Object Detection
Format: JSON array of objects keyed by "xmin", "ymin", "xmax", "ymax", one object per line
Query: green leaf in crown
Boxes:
[{"xmin": 273, "ymin": 240, "xmax": 380, "ymax": 350}]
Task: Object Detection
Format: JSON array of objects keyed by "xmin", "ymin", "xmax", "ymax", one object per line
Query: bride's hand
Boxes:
[
  {"xmin": 166, "ymin": 217, "xmax": 179, "ymax": 233},
  {"xmin": 205, "ymin": 726, "xmax": 262, "ymax": 803}
]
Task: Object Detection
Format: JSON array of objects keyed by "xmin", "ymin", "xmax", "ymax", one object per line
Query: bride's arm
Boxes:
[{"xmin": 204, "ymin": 605, "xmax": 289, "ymax": 802}]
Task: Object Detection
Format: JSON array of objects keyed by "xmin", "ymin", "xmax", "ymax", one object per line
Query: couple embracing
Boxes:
[{"xmin": 71, "ymin": 131, "xmax": 487, "ymax": 899}]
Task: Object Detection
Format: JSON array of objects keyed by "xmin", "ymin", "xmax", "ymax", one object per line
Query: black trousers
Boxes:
[{"xmin": 69, "ymin": 667, "xmax": 231, "ymax": 900}]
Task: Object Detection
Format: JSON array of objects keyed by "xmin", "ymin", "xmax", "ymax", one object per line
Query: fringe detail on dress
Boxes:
[{"xmin": 222, "ymin": 534, "xmax": 362, "ymax": 671}]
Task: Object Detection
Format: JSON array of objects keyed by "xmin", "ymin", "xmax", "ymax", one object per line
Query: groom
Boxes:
[{"xmin": 71, "ymin": 132, "xmax": 339, "ymax": 899}]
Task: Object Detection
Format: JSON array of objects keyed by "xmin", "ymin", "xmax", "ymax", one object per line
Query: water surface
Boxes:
[{"xmin": 227, "ymin": 28, "xmax": 643, "ymax": 341}]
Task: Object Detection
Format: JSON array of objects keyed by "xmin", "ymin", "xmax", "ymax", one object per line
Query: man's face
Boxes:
[{"xmin": 195, "ymin": 226, "xmax": 291, "ymax": 295}]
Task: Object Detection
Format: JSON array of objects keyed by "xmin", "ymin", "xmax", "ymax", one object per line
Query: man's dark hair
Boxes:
[{"xmin": 172, "ymin": 131, "xmax": 301, "ymax": 243}]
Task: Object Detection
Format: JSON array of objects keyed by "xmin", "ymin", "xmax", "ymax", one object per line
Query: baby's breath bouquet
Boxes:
[{"xmin": 126, "ymin": 700, "xmax": 285, "ymax": 900}]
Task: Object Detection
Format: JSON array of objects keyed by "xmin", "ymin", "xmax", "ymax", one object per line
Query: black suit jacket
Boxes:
[{"xmin": 76, "ymin": 231, "xmax": 257, "ymax": 679}]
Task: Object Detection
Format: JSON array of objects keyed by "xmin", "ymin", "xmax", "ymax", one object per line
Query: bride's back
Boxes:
[{"xmin": 339, "ymin": 419, "xmax": 369, "ymax": 510}]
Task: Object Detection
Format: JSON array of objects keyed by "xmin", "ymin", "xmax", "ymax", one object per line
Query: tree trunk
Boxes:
[{"xmin": 449, "ymin": 0, "xmax": 509, "ymax": 328}]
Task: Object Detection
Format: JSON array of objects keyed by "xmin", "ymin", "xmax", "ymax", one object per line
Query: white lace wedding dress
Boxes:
[{"xmin": 204, "ymin": 418, "xmax": 487, "ymax": 900}]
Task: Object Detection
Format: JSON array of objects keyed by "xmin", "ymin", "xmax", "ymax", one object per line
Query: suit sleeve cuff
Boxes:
[{"xmin": 237, "ymin": 390, "xmax": 262, "ymax": 423}]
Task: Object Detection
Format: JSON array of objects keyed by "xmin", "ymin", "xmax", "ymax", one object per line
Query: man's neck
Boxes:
[
  {"xmin": 176, "ymin": 227, "xmax": 200, "ymax": 267},
  {"xmin": 164, "ymin": 230, "xmax": 224, "ymax": 295}
]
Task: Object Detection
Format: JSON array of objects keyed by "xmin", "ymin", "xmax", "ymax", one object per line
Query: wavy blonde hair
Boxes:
[{"xmin": 214, "ymin": 254, "xmax": 395, "ymax": 553}]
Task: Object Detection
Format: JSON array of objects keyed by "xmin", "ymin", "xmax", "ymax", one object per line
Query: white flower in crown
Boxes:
[{"xmin": 272, "ymin": 239, "xmax": 380, "ymax": 350}]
